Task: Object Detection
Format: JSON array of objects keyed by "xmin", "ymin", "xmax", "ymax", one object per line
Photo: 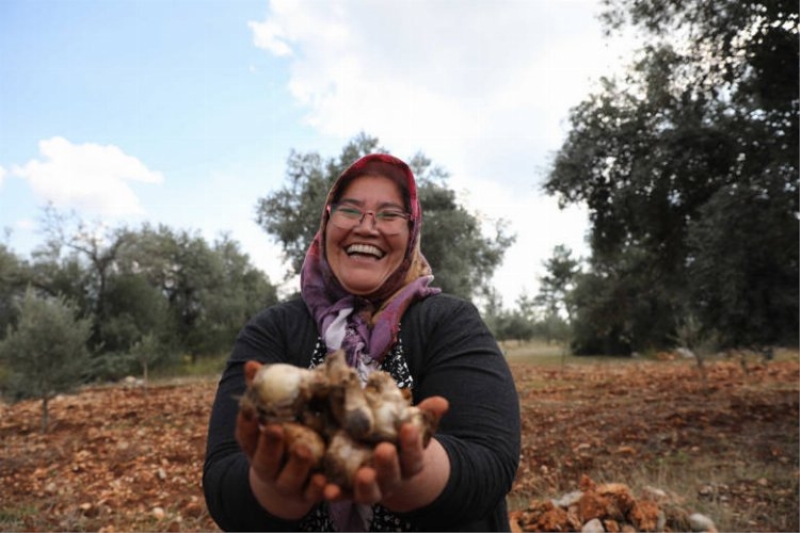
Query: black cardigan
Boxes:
[{"xmin": 203, "ymin": 293, "xmax": 521, "ymax": 531}]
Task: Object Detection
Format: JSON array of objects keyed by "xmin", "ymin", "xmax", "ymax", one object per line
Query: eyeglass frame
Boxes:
[{"xmin": 326, "ymin": 203, "xmax": 411, "ymax": 235}]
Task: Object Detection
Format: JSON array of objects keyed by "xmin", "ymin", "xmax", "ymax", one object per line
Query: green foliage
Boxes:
[
  {"xmin": 545, "ymin": 0, "xmax": 798, "ymax": 353},
  {"xmin": 501, "ymin": 312, "xmax": 538, "ymax": 344},
  {"xmin": 254, "ymin": 133, "xmax": 382, "ymax": 277},
  {"xmin": 0, "ymin": 208, "xmax": 279, "ymax": 383},
  {"xmin": 129, "ymin": 333, "xmax": 172, "ymax": 386},
  {"xmin": 101, "ymin": 273, "xmax": 172, "ymax": 350},
  {"xmin": 0, "ymin": 288, "xmax": 91, "ymax": 431},
  {"xmin": 0, "ymin": 244, "xmax": 29, "ymax": 340},
  {"xmin": 91, "ymin": 273, "xmax": 177, "ymax": 380},
  {"xmin": 418, "ymin": 178, "xmax": 515, "ymax": 299},
  {"xmin": 482, "ymin": 290, "xmax": 534, "ymax": 343},
  {"xmin": 114, "ymin": 225, "xmax": 278, "ymax": 364},
  {"xmin": 254, "ymin": 133, "xmax": 515, "ymax": 301},
  {"xmin": 27, "ymin": 253, "xmax": 91, "ymax": 320},
  {"xmin": 35, "ymin": 205, "xmax": 134, "ymax": 345},
  {"xmin": 528, "ymin": 245, "xmax": 581, "ymax": 348},
  {"xmin": 535, "ymin": 245, "xmax": 580, "ymax": 318},
  {"xmin": 687, "ymin": 178, "xmax": 799, "ymax": 349},
  {"xmin": 535, "ymin": 313, "xmax": 571, "ymax": 348}
]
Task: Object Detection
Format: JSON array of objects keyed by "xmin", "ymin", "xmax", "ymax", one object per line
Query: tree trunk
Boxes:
[
  {"xmin": 41, "ymin": 395, "xmax": 50, "ymax": 433},
  {"xmin": 143, "ymin": 359, "xmax": 149, "ymax": 401},
  {"xmin": 695, "ymin": 354, "xmax": 710, "ymax": 396}
]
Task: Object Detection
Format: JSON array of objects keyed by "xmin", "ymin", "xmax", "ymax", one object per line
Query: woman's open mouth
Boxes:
[{"xmin": 346, "ymin": 243, "xmax": 385, "ymax": 259}]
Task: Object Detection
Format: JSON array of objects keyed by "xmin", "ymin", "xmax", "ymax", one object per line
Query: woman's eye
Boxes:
[{"xmin": 339, "ymin": 207, "xmax": 362, "ymax": 217}]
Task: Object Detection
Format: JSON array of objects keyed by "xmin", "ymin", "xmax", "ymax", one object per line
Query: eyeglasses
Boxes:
[{"xmin": 327, "ymin": 204, "xmax": 411, "ymax": 235}]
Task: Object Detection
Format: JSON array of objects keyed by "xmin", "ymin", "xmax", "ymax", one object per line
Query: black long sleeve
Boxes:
[
  {"xmin": 203, "ymin": 300, "xmax": 318, "ymax": 532},
  {"xmin": 203, "ymin": 295, "xmax": 521, "ymax": 532},
  {"xmin": 396, "ymin": 294, "xmax": 521, "ymax": 531}
]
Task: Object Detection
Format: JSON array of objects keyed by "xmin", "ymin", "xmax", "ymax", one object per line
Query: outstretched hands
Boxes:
[{"xmin": 235, "ymin": 396, "xmax": 449, "ymax": 520}]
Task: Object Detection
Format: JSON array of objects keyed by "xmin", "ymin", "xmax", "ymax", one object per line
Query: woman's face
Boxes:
[{"xmin": 325, "ymin": 174, "xmax": 410, "ymax": 296}]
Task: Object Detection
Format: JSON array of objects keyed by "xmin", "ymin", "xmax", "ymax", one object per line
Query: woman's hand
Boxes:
[
  {"xmin": 236, "ymin": 410, "xmax": 326, "ymax": 520},
  {"xmin": 323, "ymin": 396, "xmax": 450, "ymax": 511}
]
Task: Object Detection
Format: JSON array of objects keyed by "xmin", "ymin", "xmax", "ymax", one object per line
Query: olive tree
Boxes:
[{"xmin": 0, "ymin": 288, "xmax": 92, "ymax": 431}]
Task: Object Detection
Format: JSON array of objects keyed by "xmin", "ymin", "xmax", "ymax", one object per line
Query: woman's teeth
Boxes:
[{"xmin": 346, "ymin": 244, "xmax": 384, "ymax": 259}]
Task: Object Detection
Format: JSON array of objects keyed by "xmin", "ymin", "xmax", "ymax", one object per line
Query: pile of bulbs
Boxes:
[{"xmin": 239, "ymin": 350, "xmax": 440, "ymax": 489}]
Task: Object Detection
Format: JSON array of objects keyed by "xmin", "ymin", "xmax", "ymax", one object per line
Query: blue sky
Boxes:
[{"xmin": 0, "ymin": 0, "xmax": 635, "ymax": 306}]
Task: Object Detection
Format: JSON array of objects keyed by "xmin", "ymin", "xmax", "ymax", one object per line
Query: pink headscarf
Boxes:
[{"xmin": 300, "ymin": 154, "xmax": 440, "ymax": 381}]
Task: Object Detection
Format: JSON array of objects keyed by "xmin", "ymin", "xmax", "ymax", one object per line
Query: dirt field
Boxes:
[{"xmin": 1, "ymin": 356, "xmax": 797, "ymax": 532}]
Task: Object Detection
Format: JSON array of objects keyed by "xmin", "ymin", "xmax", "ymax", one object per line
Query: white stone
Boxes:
[
  {"xmin": 689, "ymin": 512, "xmax": 717, "ymax": 532},
  {"xmin": 552, "ymin": 490, "xmax": 583, "ymax": 508},
  {"xmin": 582, "ymin": 518, "xmax": 604, "ymax": 533}
]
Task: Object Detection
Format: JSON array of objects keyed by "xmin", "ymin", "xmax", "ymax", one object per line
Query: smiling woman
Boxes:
[
  {"xmin": 203, "ymin": 153, "xmax": 521, "ymax": 532},
  {"xmin": 324, "ymin": 175, "xmax": 410, "ymax": 296}
]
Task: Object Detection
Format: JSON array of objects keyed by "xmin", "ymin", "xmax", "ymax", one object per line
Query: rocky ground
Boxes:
[
  {"xmin": 509, "ymin": 357, "xmax": 799, "ymax": 532},
  {"xmin": 0, "ymin": 357, "xmax": 797, "ymax": 532}
]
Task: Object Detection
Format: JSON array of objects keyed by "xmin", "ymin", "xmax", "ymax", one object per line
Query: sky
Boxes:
[{"xmin": 0, "ymin": 0, "xmax": 635, "ymax": 307}]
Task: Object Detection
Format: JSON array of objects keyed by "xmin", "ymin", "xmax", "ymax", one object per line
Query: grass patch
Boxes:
[
  {"xmin": 604, "ymin": 451, "xmax": 798, "ymax": 532},
  {"xmin": 501, "ymin": 339, "xmax": 638, "ymax": 367},
  {"xmin": 0, "ymin": 505, "xmax": 38, "ymax": 531},
  {"xmin": 150, "ymin": 353, "xmax": 228, "ymax": 380}
]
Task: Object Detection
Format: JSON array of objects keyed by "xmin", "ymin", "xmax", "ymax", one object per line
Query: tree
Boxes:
[
  {"xmin": 544, "ymin": 0, "xmax": 798, "ymax": 352},
  {"xmin": 0, "ymin": 244, "xmax": 30, "ymax": 340},
  {"xmin": 414, "ymin": 162, "xmax": 515, "ymax": 299},
  {"xmin": 534, "ymin": 245, "xmax": 580, "ymax": 320},
  {"xmin": 0, "ymin": 288, "xmax": 92, "ymax": 431},
  {"xmin": 116, "ymin": 225, "xmax": 278, "ymax": 361},
  {"xmin": 480, "ymin": 289, "xmax": 536, "ymax": 345},
  {"xmin": 686, "ymin": 178, "xmax": 798, "ymax": 351},
  {"xmin": 501, "ymin": 312, "xmax": 537, "ymax": 345},
  {"xmin": 2, "ymin": 211, "xmax": 277, "ymax": 383},
  {"xmin": 129, "ymin": 332, "xmax": 169, "ymax": 395},
  {"xmin": 27, "ymin": 251, "xmax": 91, "ymax": 322},
  {"xmin": 255, "ymin": 133, "xmax": 515, "ymax": 301},
  {"xmin": 98, "ymin": 271, "xmax": 176, "ymax": 379},
  {"xmin": 37, "ymin": 205, "xmax": 132, "ymax": 345},
  {"xmin": 190, "ymin": 234, "xmax": 278, "ymax": 356},
  {"xmin": 533, "ymin": 245, "xmax": 580, "ymax": 355},
  {"xmin": 255, "ymin": 149, "xmax": 335, "ymax": 278},
  {"xmin": 567, "ymin": 249, "xmax": 679, "ymax": 355}
]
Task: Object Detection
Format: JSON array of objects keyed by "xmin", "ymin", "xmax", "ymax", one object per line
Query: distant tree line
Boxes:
[{"xmin": 0, "ymin": 210, "xmax": 278, "ymax": 391}]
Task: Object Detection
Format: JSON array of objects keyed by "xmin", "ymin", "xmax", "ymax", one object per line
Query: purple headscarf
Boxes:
[{"xmin": 300, "ymin": 154, "xmax": 440, "ymax": 380}]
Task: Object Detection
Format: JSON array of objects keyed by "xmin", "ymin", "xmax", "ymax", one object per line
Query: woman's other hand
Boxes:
[{"xmin": 323, "ymin": 396, "xmax": 450, "ymax": 511}]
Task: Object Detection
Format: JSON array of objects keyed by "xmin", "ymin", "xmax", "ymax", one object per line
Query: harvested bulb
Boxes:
[{"xmin": 239, "ymin": 350, "xmax": 441, "ymax": 489}]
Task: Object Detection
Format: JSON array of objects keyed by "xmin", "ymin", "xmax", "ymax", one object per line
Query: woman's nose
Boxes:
[{"xmin": 354, "ymin": 211, "xmax": 380, "ymax": 232}]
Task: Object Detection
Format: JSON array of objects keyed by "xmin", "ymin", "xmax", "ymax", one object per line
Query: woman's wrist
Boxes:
[
  {"xmin": 380, "ymin": 437, "xmax": 449, "ymax": 513},
  {"xmin": 248, "ymin": 466, "xmax": 315, "ymax": 521}
]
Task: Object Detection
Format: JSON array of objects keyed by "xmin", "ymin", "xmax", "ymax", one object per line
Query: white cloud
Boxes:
[
  {"xmin": 15, "ymin": 218, "xmax": 35, "ymax": 231},
  {"xmin": 0, "ymin": 165, "xmax": 6, "ymax": 188},
  {"xmin": 250, "ymin": 1, "xmax": 632, "ymax": 144},
  {"xmin": 11, "ymin": 137, "xmax": 163, "ymax": 216},
  {"xmin": 250, "ymin": 0, "xmax": 634, "ymax": 305},
  {"xmin": 248, "ymin": 19, "xmax": 293, "ymax": 57}
]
